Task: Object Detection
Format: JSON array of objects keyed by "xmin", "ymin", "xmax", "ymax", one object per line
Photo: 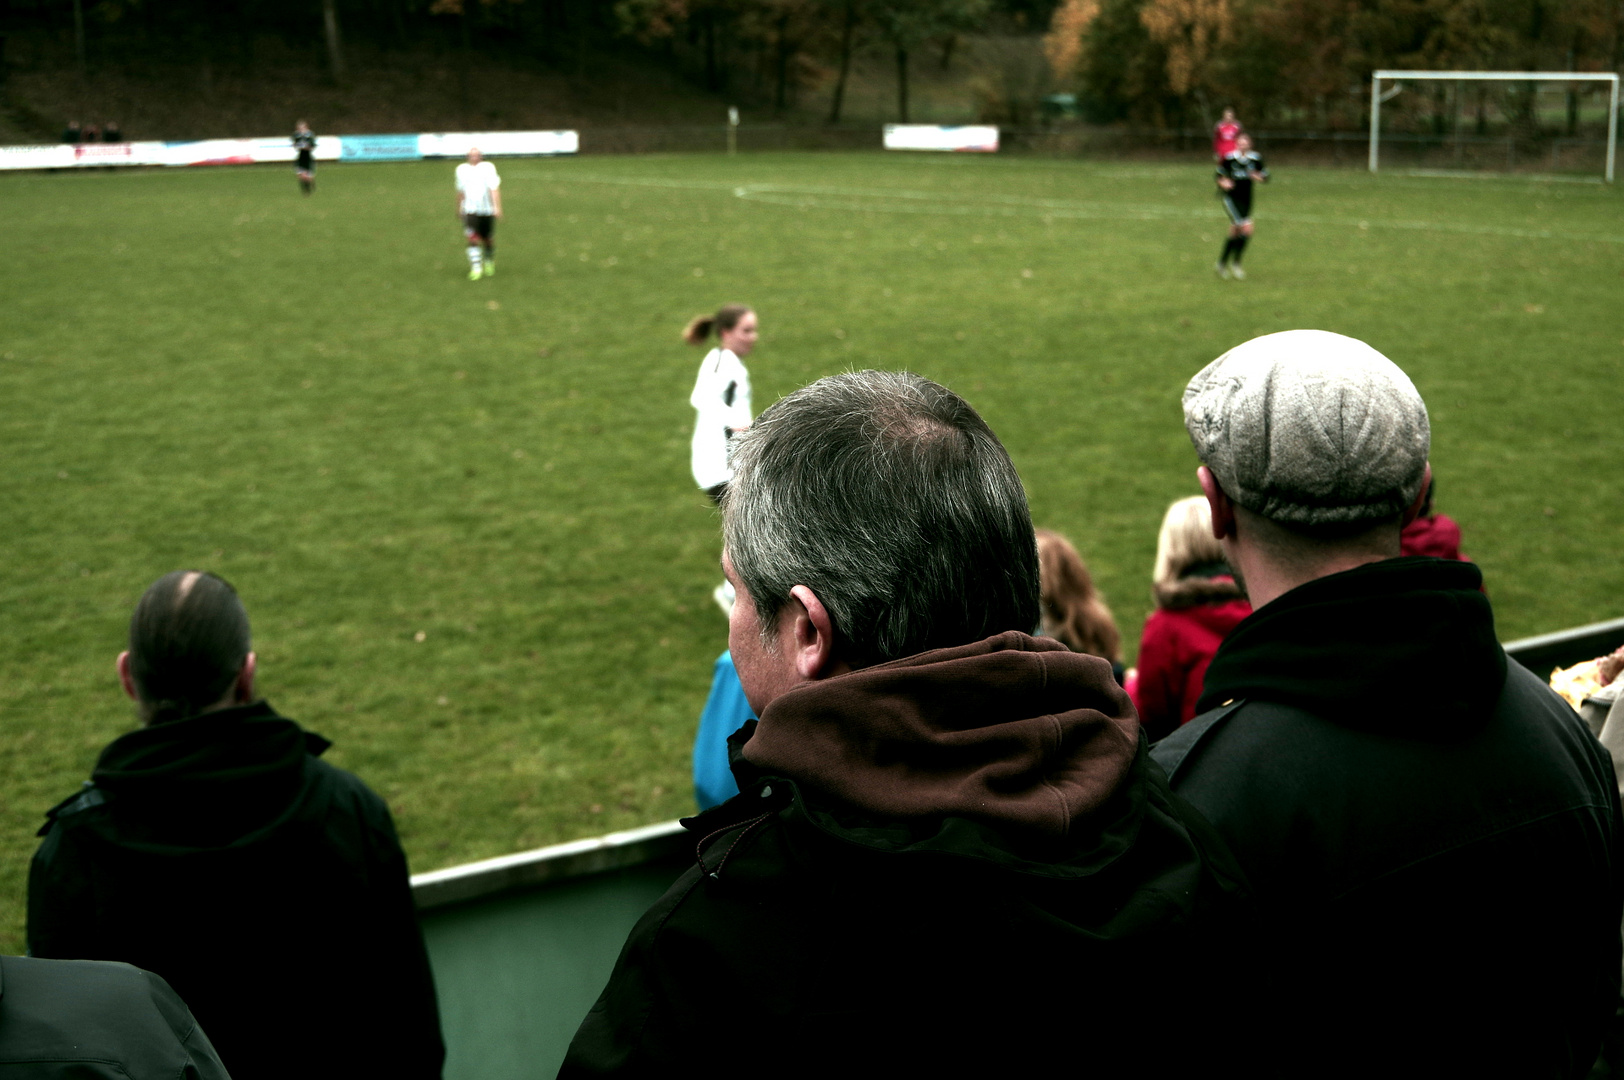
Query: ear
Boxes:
[
  {"xmin": 1401, "ymin": 463, "xmax": 1434, "ymax": 528},
  {"xmin": 116, "ymin": 651, "xmax": 139, "ymax": 702},
  {"xmin": 235, "ymin": 652, "xmax": 257, "ymax": 704},
  {"xmin": 1198, "ymin": 466, "xmax": 1237, "ymax": 540},
  {"xmin": 783, "ymin": 586, "xmax": 845, "ymax": 681}
]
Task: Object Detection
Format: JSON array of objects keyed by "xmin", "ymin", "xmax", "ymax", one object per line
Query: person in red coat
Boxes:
[
  {"xmin": 1131, "ymin": 495, "xmax": 1252, "ymax": 740},
  {"xmin": 1399, "ymin": 479, "xmax": 1468, "ymax": 560}
]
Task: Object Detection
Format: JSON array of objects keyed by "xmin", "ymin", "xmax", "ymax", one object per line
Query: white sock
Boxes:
[{"xmin": 467, "ymin": 245, "xmax": 482, "ymax": 268}]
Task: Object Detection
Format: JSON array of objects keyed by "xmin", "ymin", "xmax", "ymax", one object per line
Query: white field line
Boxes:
[{"xmin": 533, "ymin": 172, "xmax": 1624, "ymax": 244}]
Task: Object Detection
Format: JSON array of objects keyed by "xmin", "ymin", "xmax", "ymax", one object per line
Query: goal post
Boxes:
[{"xmin": 1369, "ymin": 70, "xmax": 1620, "ymax": 182}]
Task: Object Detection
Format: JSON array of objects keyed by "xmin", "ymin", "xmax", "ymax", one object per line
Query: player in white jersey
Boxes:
[
  {"xmin": 684, "ymin": 303, "xmax": 758, "ymax": 614},
  {"xmin": 454, "ymin": 148, "xmax": 503, "ymax": 280}
]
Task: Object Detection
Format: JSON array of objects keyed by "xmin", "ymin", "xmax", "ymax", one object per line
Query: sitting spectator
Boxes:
[
  {"xmin": 102, "ymin": 119, "xmax": 122, "ymax": 143},
  {"xmin": 1035, "ymin": 527, "xmax": 1124, "ymax": 683},
  {"xmin": 1154, "ymin": 329, "xmax": 1621, "ymax": 1076},
  {"xmin": 562, "ymin": 372, "xmax": 1250, "ymax": 1075},
  {"xmin": 692, "ymin": 650, "xmax": 754, "ymax": 809},
  {"xmin": 0, "ymin": 955, "xmax": 229, "ymax": 1078},
  {"xmin": 1130, "ymin": 495, "xmax": 1251, "ymax": 740},
  {"xmin": 62, "ymin": 119, "xmax": 82, "ymax": 144},
  {"xmin": 28, "ymin": 571, "xmax": 444, "ymax": 1080},
  {"xmin": 1399, "ymin": 477, "xmax": 1468, "ymax": 559}
]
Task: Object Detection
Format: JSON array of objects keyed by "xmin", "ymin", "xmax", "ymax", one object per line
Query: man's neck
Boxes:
[{"xmin": 1226, "ymin": 544, "xmax": 1392, "ymax": 612}]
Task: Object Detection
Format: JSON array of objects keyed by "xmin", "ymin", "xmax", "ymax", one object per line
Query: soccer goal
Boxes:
[{"xmin": 1369, "ymin": 70, "xmax": 1620, "ymax": 182}]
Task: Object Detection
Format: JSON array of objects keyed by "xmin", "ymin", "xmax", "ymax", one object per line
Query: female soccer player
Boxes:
[
  {"xmin": 684, "ymin": 303, "xmax": 758, "ymax": 614},
  {"xmin": 292, "ymin": 120, "xmax": 316, "ymax": 196},
  {"xmin": 684, "ymin": 303, "xmax": 758, "ymax": 504}
]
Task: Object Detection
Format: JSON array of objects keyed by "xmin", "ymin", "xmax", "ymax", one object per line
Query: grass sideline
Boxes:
[{"xmin": 1, "ymin": 153, "xmax": 1621, "ymax": 953}]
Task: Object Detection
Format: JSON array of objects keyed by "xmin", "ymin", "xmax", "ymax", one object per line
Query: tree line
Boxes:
[{"xmin": 2, "ymin": 0, "xmax": 1619, "ymax": 128}]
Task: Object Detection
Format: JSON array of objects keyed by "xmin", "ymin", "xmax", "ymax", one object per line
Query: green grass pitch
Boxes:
[{"xmin": 1, "ymin": 152, "xmax": 1621, "ymax": 952}]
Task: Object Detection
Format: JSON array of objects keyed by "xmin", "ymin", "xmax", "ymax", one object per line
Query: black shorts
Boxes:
[
  {"xmin": 1220, "ymin": 188, "xmax": 1252, "ymax": 225},
  {"xmin": 295, "ymin": 151, "xmax": 314, "ymax": 173},
  {"xmin": 464, "ymin": 214, "xmax": 495, "ymax": 241}
]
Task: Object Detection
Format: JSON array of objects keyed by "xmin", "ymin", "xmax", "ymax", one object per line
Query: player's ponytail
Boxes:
[{"xmin": 683, "ymin": 303, "xmax": 753, "ymax": 346}]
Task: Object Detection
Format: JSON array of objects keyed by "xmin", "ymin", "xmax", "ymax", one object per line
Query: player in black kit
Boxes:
[
  {"xmin": 293, "ymin": 120, "xmax": 316, "ymax": 196},
  {"xmin": 1214, "ymin": 134, "xmax": 1268, "ymax": 280}
]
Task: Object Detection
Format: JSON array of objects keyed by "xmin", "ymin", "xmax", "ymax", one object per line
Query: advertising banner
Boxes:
[
  {"xmin": 882, "ymin": 125, "xmax": 1000, "ymax": 153},
  {"xmin": 340, "ymin": 135, "xmax": 422, "ymax": 162},
  {"xmin": 0, "ymin": 130, "xmax": 572, "ymax": 171},
  {"xmin": 418, "ymin": 130, "xmax": 578, "ymax": 158},
  {"xmin": 0, "ymin": 144, "xmax": 77, "ymax": 171}
]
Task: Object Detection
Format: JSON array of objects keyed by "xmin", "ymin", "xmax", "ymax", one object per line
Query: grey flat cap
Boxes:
[{"xmin": 1183, "ymin": 330, "xmax": 1430, "ymax": 526}]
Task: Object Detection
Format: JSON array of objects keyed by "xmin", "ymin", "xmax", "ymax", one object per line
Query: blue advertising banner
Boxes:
[{"xmin": 339, "ymin": 135, "xmax": 422, "ymax": 162}]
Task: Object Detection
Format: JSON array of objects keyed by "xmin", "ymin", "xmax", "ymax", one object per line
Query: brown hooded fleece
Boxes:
[
  {"xmin": 741, "ymin": 631, "xmax": 1138, "ymax": 840},
  {"xmin": 562, "ymin": 632, "xmax": 1253, "ymax": 1077}
]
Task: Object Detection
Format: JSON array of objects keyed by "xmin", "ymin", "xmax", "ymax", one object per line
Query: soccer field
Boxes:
[{"xmin": 1, "ymin": 152, "xmax": 1621, "ymax": 952}]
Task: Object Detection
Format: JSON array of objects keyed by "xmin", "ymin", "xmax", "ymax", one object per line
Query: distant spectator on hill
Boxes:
[
  {"xmin": 1035, "ymin": 528, "xmax": 1123, "ymax": 684},
  {"xmin": 0, "ymin": 955, "xmax": 230, "ymax": 1079},
  {"xmin": 1130, "ymin": 496, "xmax": 1251, "ymax": 741},
  {"xmin": 28, "ymin": 571, "xmax": 444, "ymax": 1080},
  {"xmin": 62, "ymin": 120, "xmax": 82, "ymax": 144},
  {"xmin": 1399, "ymin": 477, "xmax": 1468, "ymax": 560},
  {"xmin": 103, "ymin": 120, "xmax": 122, "ymax": 143}
]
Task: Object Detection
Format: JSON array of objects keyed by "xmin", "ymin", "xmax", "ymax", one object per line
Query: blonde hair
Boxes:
[
  {"xmin": 683, "ymin": 303, "xmax": 753, "ymax": 346},
  {"xmin": 1036, "ymin": 528, "xmax": 1120, "ymax": 662},
  {"xmin": 1151, "ymin": 496, "xmax": 1235, "ymax": 608}
]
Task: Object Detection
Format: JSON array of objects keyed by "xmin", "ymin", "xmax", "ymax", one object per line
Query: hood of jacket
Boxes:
[
  {"xmin": 1153, "ymin": 573, "xmax": 1247, "ymax": 611},
  {"xmin": 79, "ymin": 700, "xmax": 331, "ymax": 850},
  {"xmin": 1196, "ymin": 556, "xmax": 1504, "ymax": 735},
  {"xmin": 739, "ymin": 631, "xmax": 1139, "ymax": 842}
]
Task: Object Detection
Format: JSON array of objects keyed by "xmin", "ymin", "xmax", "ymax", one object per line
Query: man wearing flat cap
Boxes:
[{"xmin": 1154, "ymin": 330, "xmax": 1623, "ymax": 1077}]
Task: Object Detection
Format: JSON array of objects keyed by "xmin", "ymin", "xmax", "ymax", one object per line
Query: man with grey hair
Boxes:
[
  {"xmin": 1154, "ymin": 330, "xmax": 1622, "ymax": 1077},
  {"xmin": 563, "ymin": 371, "xmax": 1250, "ymax": 1075}
]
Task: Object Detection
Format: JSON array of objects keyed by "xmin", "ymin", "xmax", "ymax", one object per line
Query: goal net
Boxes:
[{"xmin": 1368, "ymin": 71, "xmax": 1620, "ymax": 182}]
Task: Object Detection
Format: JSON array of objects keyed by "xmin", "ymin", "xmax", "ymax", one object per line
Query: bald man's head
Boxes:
[{"xmin": 126, "ymin": 571, "xmax": 252, "ymax": 724}]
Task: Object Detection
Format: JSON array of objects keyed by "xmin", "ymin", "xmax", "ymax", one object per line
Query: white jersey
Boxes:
[
  {"xmin": 689, "ymin": 347, "xmax": 752, "ymax": 490},
  {"xmin": 455, "ymin": 160, "xmax": 501, "ymax": 217}
]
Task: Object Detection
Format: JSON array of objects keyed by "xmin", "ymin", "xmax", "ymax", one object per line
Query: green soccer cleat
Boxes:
[
  {"xmin": 482, "ymin": 260, "xmax": 495, "ymax": 277},
  {"xmin": 468, "ymin": 266, "xmax": 482, "ymax": 281}
]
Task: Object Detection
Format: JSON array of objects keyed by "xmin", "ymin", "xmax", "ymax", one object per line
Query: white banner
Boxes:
[
  {"xmin": 417, "ymin": 130, "xmax": 579, "ymax": 158},
  {"xmin": 0, "ymin": 131, "xmax": 569, "ymax": 171},
  {"xmin": 883, "ymin": 125, "xmax": 1000, "ymax": 153}
]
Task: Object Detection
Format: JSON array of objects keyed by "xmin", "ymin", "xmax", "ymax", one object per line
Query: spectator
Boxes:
[
  {"xmin": 1035, "ymin": 527, "xmax": 1123, "ymax": 683},
  {"xmin": 692, "ymin": 651, "xmax": 754, "ymax": 809},
  {"xmin": 82, "ymin": 123, "xmax": 100, "ymax": 143},
  {"xmin": 28, "ymin": 571, "xmax": 445, "ymax": 1080},
  {"xmin": 1130, "ymin": 495, "xmax": 1251, "ymax": 740},
  {"xmin": 0, "ymin": 955, "xmax": 230, "ymax": 1079},
  {"xmin": 562, "ymin": 371, "xmax": 1250, "ymax": 1075},
  {"xmin": 103, "ymin": 119, "xmax": 122, "ymax": 143},
  {"xmin": 1154, "ymin": 329, "xmax": 1622, "ymax": 1077},
  {"xmin": 62, "ymin": 119, "xmax": 82, "ymax": 144},
  {"xmin": 1398, "ymin": 476, "xmax": 1468, "ymax": 559}
]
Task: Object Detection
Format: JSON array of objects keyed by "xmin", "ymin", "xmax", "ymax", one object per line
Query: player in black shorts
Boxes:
[
  {"xmin": 292, "ymin": 120, "xmax": 316, "ymax": 196},
  {"xmin": 1215, "ymin": 134, "xmax": 1268, "ymax": 280}
]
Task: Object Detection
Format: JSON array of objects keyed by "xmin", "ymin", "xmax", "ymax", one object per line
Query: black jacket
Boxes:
[
  {"xmin": 562, "ymin": 633, "xmax": 1252, "ymax": 1076},
  {"xmin": 0, "ymin": 955, "xmax": 229, "ymax": 1079},
  {"xmin": 1153, "ymin": 557, "xmax": 1624, "ymax": 1078},
  {"xmin": 28, "ymin": 701, "xmax": 444, "ymax": 1080}
]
